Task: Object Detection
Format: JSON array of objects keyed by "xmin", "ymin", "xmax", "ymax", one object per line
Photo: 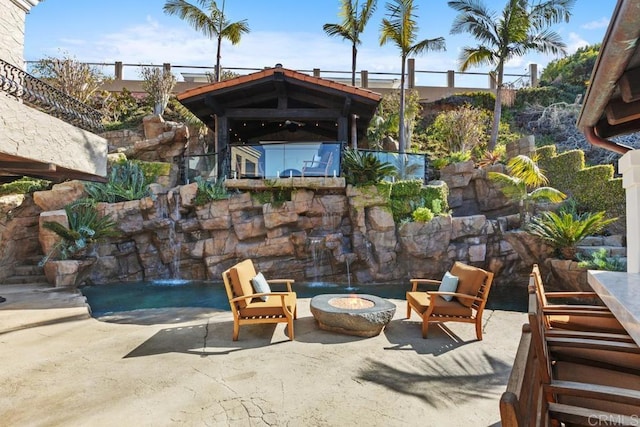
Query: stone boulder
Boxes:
[
  {"xmin": 33, "ymin": 181, "xmax": 85, "ymax": 211},
  {"xmin": 38, "ymin": 210, "xmax": 68, "ymax": 256}
]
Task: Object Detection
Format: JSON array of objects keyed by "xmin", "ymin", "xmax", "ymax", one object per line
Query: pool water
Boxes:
[{"xmin": 80, "ymin": 279, "xmax": 527, "ymax": 317}]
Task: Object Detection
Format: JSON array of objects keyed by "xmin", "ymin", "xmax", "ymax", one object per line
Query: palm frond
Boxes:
[
  {"xmin": 506, "ymin": 154, "xmax": 548, "ymax": 187},
  {"xmin": 528, "ymin": 187, "xmax": 566, "ymax": 203}
]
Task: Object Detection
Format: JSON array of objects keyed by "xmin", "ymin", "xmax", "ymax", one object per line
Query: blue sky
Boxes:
[{"xmin": 24, "ymin": 0, "xmax": 616, "ymax": 86}]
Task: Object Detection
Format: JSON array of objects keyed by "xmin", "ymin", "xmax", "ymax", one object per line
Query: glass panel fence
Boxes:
[
  {"xmin": 362, "ymin": 151, "xmax": 428, "ymax": 182},
  {"xmin": 229, "ymin": 141, "xmax": 342, "ymax": 179}
]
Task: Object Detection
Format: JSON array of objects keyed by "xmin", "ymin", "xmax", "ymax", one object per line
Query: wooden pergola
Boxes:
[{"xmin": 176, "ymin": 65, "xmax": 382, "ymax": 176}]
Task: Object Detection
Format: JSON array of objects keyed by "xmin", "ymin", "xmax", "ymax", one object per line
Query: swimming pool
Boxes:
[{"xmin": 80, "ymin": 279, "xmax": 527, "ymax": 317}]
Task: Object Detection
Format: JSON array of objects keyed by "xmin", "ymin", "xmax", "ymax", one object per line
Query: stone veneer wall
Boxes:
[{"xmin": 31, "ymin": 180, "xmax": 537, "ymax": 288}]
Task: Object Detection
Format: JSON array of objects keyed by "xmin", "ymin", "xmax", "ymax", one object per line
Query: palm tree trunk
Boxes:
[
  {"xmin": 489, "ymin": 62, "xmax": 504, "ymax": 151},
  {"xmin": 398, "ymin": 53, "xmax": 407, "ymax": 154},
  {"xmin": 216, "ymin": 35, "xmax": 223, "ymax": 82},
  {"xmin": 351, "ymin": 42, "xmax": 357, "ymax": 87}
]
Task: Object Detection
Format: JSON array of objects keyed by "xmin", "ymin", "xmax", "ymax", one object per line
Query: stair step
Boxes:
[
  {"xmin": 4, "ymin": 275, "xmax": 48, "ymax": 285},
  {"xmin": 13, "ymin": 265, "xmax": 44, "ymax": 276}
]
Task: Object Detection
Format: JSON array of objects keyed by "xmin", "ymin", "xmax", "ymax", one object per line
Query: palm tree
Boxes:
[
  {"xmin": 323, "ymin": 0, "xmax": 378, "ymax": 87},
  {"xmin": 163, "ymin": 0, "xmax": 249, "ymax": 82},
  {"xmin": 448, "ymin": 0, "xmax": 574, "ymax": 151},
  {"xmin": 488, "ymin": 154, "xmax": 566, "ymax": 221},
  {"xmin": 380, "ymin": 0, "xmax": 445, "ymax": 154}
]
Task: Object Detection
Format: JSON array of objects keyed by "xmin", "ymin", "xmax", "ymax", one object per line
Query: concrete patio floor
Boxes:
[{"xmin": 0, "ymin": 284, "xmax": 526, "ymax": 426}]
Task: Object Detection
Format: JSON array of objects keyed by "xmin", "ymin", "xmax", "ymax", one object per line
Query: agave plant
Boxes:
[
  {"xmin": 342, "ymin": 148, "xmax": 396, "ymax": 186},
  {"xmin": 526, "ymin": 210, "xmax": 617, "ymax": 260},
  {"xmin": 488, "ymin": 154, "xmax": 566, "ymax": 221},
  {"xmin": 40, "ymin": 199, "xmax": 119, "ymax": 264}
]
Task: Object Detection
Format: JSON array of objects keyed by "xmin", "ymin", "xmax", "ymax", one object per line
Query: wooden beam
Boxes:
[
  {"xmin": 0, "ymin": 161, "xmax": 56, "ymax": 171},
  {"xmin": 225, "ymin": 108, "xmax": 341, "ymax": 120},
  {"xmin": 204, "ymin": 95, "xmax": 225, "ymax": 116},
  {"xmin": 275, "ymin": 80, "xmax": 287, "ymax": 109},
  {"xmin": 342, "ymin": 97, "xmax": 352, "ymax": 116}
]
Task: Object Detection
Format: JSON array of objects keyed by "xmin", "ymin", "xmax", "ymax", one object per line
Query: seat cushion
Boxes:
[
  {"xmin": 407, "ymin": 291, "xmax": 473, "ymax": 317},
  {"xmin": 239, "ymin": 292, "xmax": 297, "ymax": 318},
  {"xmin": 548, "ymin": 314, "xmax": 626, "ymax": 333},
  {"xmin": 451, "ymin": 262, "xmax": 488, "ymax": 307}
]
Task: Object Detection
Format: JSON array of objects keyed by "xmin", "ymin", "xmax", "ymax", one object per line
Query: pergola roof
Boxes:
[{"xmin": 176, "ymin": 66, "xmax": 382, "ymax": 143}]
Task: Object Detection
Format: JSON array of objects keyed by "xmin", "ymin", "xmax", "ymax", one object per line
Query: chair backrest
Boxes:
[
  {"xmin": 527, "ymin": 284, "xmax": 555, "ymax": 394},
  {"xmin": 450, "ymin": 261, "xmax": 494, "ymax": 309},
  {"xmin": 530, "ymin": 264, "xmax": 549, "ymax": 307},
  {"xmin": 500, "ymin": 324, "xmax": 546, "ymax": 427},
  {"xmin": 222, "ymin": 259, "xmax": 257, "ymax": 310}
]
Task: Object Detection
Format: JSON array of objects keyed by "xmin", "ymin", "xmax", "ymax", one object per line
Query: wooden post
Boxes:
[
  {"xmin": 361, "ymin": 70, "xmax": 368, "ymax": 88},
  {"xmin": 408, "ymin": 58, "xmax": 415, "ymax": 89},
  {"xmin": 337, "ymin": 116, "xmax": 348, "ymax": 143},
  {"xmin": 313, "ymin": 68, "xmax": 320, "ymax": 77},
  {"xmin": 115, "ymin": 62, "xmax": 123, "ymax": 80},
  {"xmin": 350, "ymin": 114, "xmax": 358, "ymax": 149},
  {"xmin": 529, "ymin": 63, "xmax": 538, "ymax": 87},
  {"xmin": 163, "ymin": 63, "xmax": 171, "ymax": 74},
  {"xmin": 447, "ymin": 70, "xmax": 455, "ymax": 88}
]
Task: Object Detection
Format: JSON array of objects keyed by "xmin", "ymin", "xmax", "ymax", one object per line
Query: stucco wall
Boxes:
[
  {"xmin": 0, "ymin": 95, "xmax": 108, "ymax": 177},
  {"xmin": 0, "ymin": 0, "xmax": 27, "ymax": 66}
]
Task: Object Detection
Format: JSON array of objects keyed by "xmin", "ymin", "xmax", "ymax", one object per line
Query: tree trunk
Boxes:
[
  {"xmin": 216, "ymin": 35, "xmax": 223, "ymax": 82},
  {"xmin": 351, "ymin": 43, "xmax": 357, "ymax": 87},
  {"xmin": 398, "ymin": 54, "xmax": 407, "ymax": 154},
  {"xmin": 488, "ymin": 62, "xmax": 504, "ymax": 151}
]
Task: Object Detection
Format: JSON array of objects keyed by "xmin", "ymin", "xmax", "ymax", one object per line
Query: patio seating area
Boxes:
[{"xmin": 0, "ymin": 283, "xmax": 526, "ymax": 426}]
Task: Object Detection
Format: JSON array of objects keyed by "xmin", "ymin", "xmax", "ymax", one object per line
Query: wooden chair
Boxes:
[
  {"xmin": 406, "ymin": 261, "xmax": 494, "ymax": 339},
  {"xmin": 530, "ymin": 264, "xmax": 626, "ymax": 334},
  {"xmin": 527, "ymin": 291, "xmax": 640, "ymax": 423},
  {"xmin": 221, "ymin": 259, "xmax": 297, "ymax": 341}
]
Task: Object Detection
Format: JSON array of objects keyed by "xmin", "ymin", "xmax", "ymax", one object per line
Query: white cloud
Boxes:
[
  {"xmin": 581, "ymin": 17, "xmax": 609, "ymax": 30},
  {"xmin": 566, "ymin": 32, "xmax": 590, "ymax": 54}
]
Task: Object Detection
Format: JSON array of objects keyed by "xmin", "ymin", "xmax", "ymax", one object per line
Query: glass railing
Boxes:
[
  {"xmin": 229, "ymin": 141, "xmax": 343, "ymax": 179},
  {"xmin": 183, "ymin": 144, "xmax": 428, "ymax": 184},
  {"xmin": 361, "ymin": 150, "xmax": 428, "ymax": 182}
]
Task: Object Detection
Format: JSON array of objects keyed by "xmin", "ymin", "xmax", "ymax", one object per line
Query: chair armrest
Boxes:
[
  {"xmin": 428, "ymin": 291, "xmax": 483, "ymax": 304},
  {"xmin": 410, "ymin": 278, "xmax": 440, "ymax": 291},
  {"xmin": 267, "ymin": 279, "xmax": 294, "ymax": 292},
  {"xmin": 230, "ymin": 291, "xmax": 293, "ymax": 304}
]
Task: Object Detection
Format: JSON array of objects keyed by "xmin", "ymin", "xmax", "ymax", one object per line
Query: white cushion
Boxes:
[
  {"xmin": 438, "ymin": 271, "xmax": 459, "ymax": 302},
  {"xmin": 251, "ymin": 272, "xmax": 271, "ymax": 301}
]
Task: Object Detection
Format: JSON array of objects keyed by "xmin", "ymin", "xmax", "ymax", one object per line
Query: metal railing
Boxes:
[
  {"xmin": 1, "ymin": 59, "xmax": 104, "ymax": 133},
  {"xmin": 360, "ymin": 150, "xmax": 429, "ymax": 182}
]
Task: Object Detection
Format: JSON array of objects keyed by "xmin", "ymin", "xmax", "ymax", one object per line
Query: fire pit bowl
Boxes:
[{"xmin": 310, "ymin": 294, "xmax": 396, "ymax": 337}]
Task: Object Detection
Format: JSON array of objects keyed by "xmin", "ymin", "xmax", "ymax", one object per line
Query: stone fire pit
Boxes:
[{"xmin": 310, "ymin": 294, "xmax": 396, "ymax": 337}]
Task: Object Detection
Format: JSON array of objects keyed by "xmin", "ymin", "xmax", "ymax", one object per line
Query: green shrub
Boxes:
[
  {"xmin": 0, "ymin": 177, "xmax": 50, "ymax": 196},
  {"xmin": 193, "ymin": 177, "xmax": 229, "ymax": 206},
  {"xmin": 577, "ymin": 248, "xmax": 626, "ymax": 272},
  {"xmin": 526, "ymin": 210, "xmax": 617, "ymax": 260},
  {"xmin": 134, "ymin": 160, "xmax": 171, "ymax": 185},
  {"xmin": 384, "ymin": 179, "xmax": 449, "ymax": 223},
  {"xmin": 412, "ymin": 207, "xmax": 434, "ymax": 222},
  {"xmin": 426, "ymin": 106, "xmax": 490, "ymax": 154},
  {"xmin": 343, "ymin": 149, "xmax": 396, "ymax": 186},
  {"xmin": 85, "ymin": 160, "xmax": 153, "ymax": 203},
  {"xmin": 538, "ymin": 146, "xmax": 624, "ymax": 218}
]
